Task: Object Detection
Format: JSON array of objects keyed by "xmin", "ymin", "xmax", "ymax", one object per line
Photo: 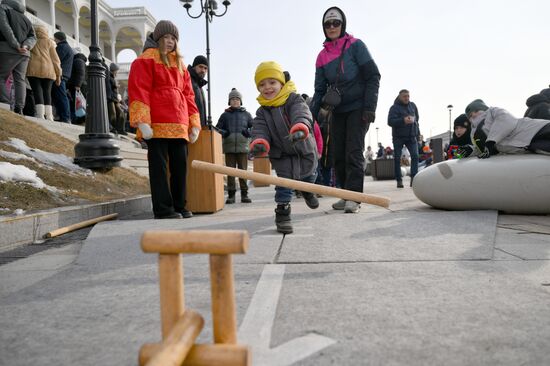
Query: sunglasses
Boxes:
[{"xmin": 323, "ymin": 20, "xmax": 342, "ymax": 29}]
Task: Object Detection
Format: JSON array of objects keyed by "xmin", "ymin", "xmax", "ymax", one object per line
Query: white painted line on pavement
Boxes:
[{"xmin": 238, "ymin": 264, "xmax": 336, "ymax": 365}]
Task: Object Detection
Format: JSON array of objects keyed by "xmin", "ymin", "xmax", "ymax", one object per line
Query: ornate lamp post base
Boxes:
[{"xmin": 74, "ymin": 133, "xmax": 122, "ymax": 169}]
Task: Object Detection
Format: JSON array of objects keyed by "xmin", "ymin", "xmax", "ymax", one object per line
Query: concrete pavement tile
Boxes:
[
  {"xmin": 271, "ymin": 261, "xmax": 550, "ymax": 366},
  {"xmin": 278, "ymin": 210, "xmax": 497, "ymax": 262},
  {"xmin": 494, "ymin": 227, "xmax": 550, "ymax": 260}
]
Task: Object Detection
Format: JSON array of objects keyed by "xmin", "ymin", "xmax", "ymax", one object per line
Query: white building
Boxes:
[{"xmin": 20, "ymin": 0, "xmax": 157, "ymax": 91}]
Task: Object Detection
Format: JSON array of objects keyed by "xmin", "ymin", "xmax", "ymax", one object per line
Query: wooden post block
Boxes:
[
  {"xmin": 252, "ymin": 158, "xmax": 271, "ymax": 187},
  {"xmin": 139, "ymin": 343, "xmax": 251, "ymax": 366},
  {"xmin": 141, "ymin": 230, "xmax": 249, "ymax": 255},
  {"xmin": 159, "ymin": 254, "xmax": 184, "ymax": 339},
  {"xmin": 186, "ymin": 129, "xmax": 225, "ymax": 213},
  {"xmin": 192, "ymin": 160, "xmax": 391, "ymax": 208},
  {"xmin": 209, "ymin": 254, "xmax": 237, "ymax": 344},
  {"xmin": 145, "ymin": 310, "xmax": 204, "ymax": 366}
]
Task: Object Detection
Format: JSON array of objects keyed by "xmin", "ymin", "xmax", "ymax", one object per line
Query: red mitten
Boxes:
[
  {"xmin": 289, "ymin": 123, "xmax": 309, "ymax": 142},
  {"xmin": 249, "ymin": 138, "xmax": 270, "ymax": 157}
]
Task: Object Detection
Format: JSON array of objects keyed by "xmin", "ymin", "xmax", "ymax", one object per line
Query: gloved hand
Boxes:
[
  {"xmin": 456, "ymin": 145, "xmax": 473, "ymax": 158},
  {"xmin": 478, "ymin": 141, "xmax": 498, "ymax": 159},
  {"xmin": 189, "ymin": 127, "xmax": 200, "ymax": 143},
  {"xmin": 289, "ymin": 123, "xmax": 309, "ymax": 142},
  {"xmin": 138, "ymin": 123, "xmax": 153, "ymax": 140},
  {"xmin": 241, "ymin": 128, "xmax": 251, "ymax": 138},
  {"xmin": 249, "ymin": 139, "xmax": 270, "ymax": 157},
  {"xmin": 220, "ymin": 129, "xmax": 230, "ymax": 138},
  {"xmin": 362, "ymin": 110, "xmax": 376, "ymax": 123}
]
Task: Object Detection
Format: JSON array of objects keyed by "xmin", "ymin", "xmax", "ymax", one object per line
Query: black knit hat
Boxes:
[
  {"xmin": 192, "ymin": 55, "xmax": 208, "ymax": 67},
  {"xmin": 53, "ymin": 31, "xmax": 66, "ymax": 41},
  {"xmin": 153, "ymin": 20, "xmax": 179, "ymax": 42},
  {"xmin": 454, "ymin": 114, "xmax": 470, "ymax": 129},
  {"xmin": 109, "ymin": 63, "xmax": 119, "ymax": 72}
]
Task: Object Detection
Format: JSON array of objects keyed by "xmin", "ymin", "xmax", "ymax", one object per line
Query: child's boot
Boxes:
[
  {"xmin": 241, "ymin": 190, "xmax": 252, "ymax": 203},
  {"xmin": 275, "ymin": 203, "xmax": 293, "ymax": 234},
  {"xmin": 226, "ymin": 190, "xmax": 236, "ymax": 204},
  {"xmin": 301, "ymin": 191, "xmax": 319, "ymax": 209}
]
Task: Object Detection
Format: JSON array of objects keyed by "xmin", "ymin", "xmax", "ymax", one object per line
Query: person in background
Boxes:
[
  {"xmin": 309, "ymin": 6, "xmax": 381, "ymax": 213},
  {"xmin": 107, "ymin": 63, "xmax": 125, "ymax": 135},
  {"xmin": 51, "ymin": 31, "xmax": 73, "ymax": 123},
  {"xmin": 388, "ymin": 89, "xmax": 420, "ymax": 188},
  {"xmin": 249, "ymin": 61, "xmax": 318, "ymax": 234},
  {"xmin": 446, "ymin": 114, "xmax": 472, "ymax": 159},
  {"xmin": 128, "ymin": 20, "xmax": 200, "ymax": 219},
  {"xmin": 0, "ymin": 0, "xmax": 36, "ymax": 114},
  {"xmin": 462, "ymin": 99, "xmax": 550, "ymax": 158},
  {"xmin": 26, "ymin": 25, "xmax": 61, "ymax": 121},
  {"xmin": 376, "ymin": 142, "xmax": 384, "ymax": 158},
  {"xmin": 216, "ymin": 88, "xmax": 253, "ymax": 204},
  {"xmin": 188, "ymin": 55, "xmax": 208, "ymax": 126},
  {"xmin": 524, "ymin": 88, "xmax": 550, "ymax": 120},
  {"xmin": 67, "ymin": 49, "xmax": 87, "ymax": 124}
]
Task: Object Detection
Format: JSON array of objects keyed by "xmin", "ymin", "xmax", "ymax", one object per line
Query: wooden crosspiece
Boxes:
[{"xmin": 139, "ymin": 230, "xmax": 251, "ymax": 366}]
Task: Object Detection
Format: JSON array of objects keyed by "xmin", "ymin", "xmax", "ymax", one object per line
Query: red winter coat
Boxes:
[{"xmin": 128, "ymin": 48, "xmax": 200, "ymax": 140}]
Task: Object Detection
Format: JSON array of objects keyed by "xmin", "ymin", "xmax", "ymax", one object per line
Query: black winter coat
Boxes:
[
  {"xmin": 55, "ymin": 40, "xmax": 74, "ymax": 80},
  {"xmin": 106, "ymin": 71, "xmax": 118, "ymax": 102},
  {"xmin": 187, "ymin": 65, "xmax": 207, "ymax": 126},
  {"xmin": 68, "ymin": 53, "xmax": 87, "ymax": 88},
  {"xmin": 524, "ymin": 94, "xmax": 550, "ymax": 120},
  {"xmin": 0, "ymin": 0, "xmax": 36, "ymax": 55},
  {"xmin": 216, "ymin": 107, "xmax": 253, "ymax": 154},
  {"xmin": 387, "ymin": 98, "xmax": 420, "ymax": 139}
]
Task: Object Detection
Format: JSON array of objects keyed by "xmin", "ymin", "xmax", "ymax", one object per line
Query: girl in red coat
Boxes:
[{"xmin": 128, "ymin": 20, "xmax": 200, "ymax": 219}]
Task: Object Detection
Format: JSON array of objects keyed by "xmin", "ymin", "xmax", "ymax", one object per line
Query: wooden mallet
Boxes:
[{"xmin": 191, "ymin": 160, "xmax": 390, "ymax": 208}]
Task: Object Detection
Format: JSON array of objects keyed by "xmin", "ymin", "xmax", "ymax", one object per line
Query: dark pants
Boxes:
[
  {"xmin": 0, "ymin": 53, "xmax": 29, "ymax": 110},
  {"xmin": 529, "ymin": 123, "xmax": 550, "ymax": 153},
  {"xmin": 330, "ymin": 109, "xmax": 369, "ymax": 192},
  {"xmin": 52, "ymin": 79, "xmax": 70, "ymax": 122},
  {"xmin": 108, "ymin": 100, "xmax": 125, "ymax": 133},
  {"xmin": 225, "ymin": 153, "xmax": 248, "ymax": 192},
  {"xmin": 393, "ymin": 137, "xmax": 419, "ymax": 182},
  {"xmin": 147, "ymin": 138, "xmax": 188, "ymax": 217},
  {"xmin": 28, "ymin": 77, "xmax": 53, "ymax": 105}
]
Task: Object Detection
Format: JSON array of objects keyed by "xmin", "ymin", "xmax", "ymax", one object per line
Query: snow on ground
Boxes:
[
  {"xmin": 1, "ymin": 138, "xmax": 91, "ymax": 175},
  {"xmin": 0, "ymin": 150, "xmax": 36, "ymax": 162},
  {"xmin": 0, "ymin": 162, "xmax": 47, "ymax": 189}
]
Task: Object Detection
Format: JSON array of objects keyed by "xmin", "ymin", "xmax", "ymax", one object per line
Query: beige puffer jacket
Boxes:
[{"xmin": 26, "ymin": 25, "xmax": 62, "ymax": 81}]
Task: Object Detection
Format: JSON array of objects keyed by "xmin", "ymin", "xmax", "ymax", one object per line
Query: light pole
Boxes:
[
  {"xmin": 74, "ymin": 0, "xmax": 122, "ymax": 169},
  {"xmin": 375, "ymin": 127, "xmax": 379, "ymax": 145},
  {"xmin": 447, "ymin": 104, "xmax": 453, "ymax": 144},
  {"xmin": 179, "ymin": 0, "xmax": 231, "ymax": 128}
]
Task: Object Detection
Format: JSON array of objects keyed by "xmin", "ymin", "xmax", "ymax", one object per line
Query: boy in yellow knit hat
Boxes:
[{"xmin": 250, "ymin": 61, "xmax": 318, "ymax": 234}]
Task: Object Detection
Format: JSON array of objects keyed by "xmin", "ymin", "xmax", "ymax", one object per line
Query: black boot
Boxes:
[
  {"xmin": 275, "ymin": 203, "xmax": 293, "ymax": 234},
  {"xmin": 226, "ymin": 190, "xmax": 236, "ymax": 204},
  {"xmin": 301, "ymin": 191, "xmax": 319, "ymax": 209},
  {"xmin": 241, "ymin": 190, "xmax": 252, "ymax": 203}
]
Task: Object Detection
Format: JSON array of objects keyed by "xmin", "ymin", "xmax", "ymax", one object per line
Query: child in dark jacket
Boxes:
[{"xmin": 250, "ymin": 61, "xmax": 318, "ymax": 234}]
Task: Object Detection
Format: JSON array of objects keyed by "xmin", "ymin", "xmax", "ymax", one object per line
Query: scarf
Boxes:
[{"xmin": 256, "ymin": 80, "xmax": 297, "ymax": 107}]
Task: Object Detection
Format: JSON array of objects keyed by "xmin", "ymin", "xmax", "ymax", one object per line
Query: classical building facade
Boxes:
[{"xmin": 20, "ymin": 0, "xmax": 157, "ymax": 89}]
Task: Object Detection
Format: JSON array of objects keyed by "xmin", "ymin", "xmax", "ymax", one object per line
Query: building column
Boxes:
[
  {"xmin": 73, "ymin": 14, "xmax": 80, "ymax": 44},
  {"xmin": 111, "ymin": 42, "xmax": 116, "ymax": 63},
  {"xmin": 49, "ymin": 0, "xmax": 55, "ymax": 28}
]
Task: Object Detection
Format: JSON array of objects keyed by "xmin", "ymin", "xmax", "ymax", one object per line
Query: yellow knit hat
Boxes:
[{"xmin": 254, "ymin": 61, "xmax": 285, "ymax": 88}]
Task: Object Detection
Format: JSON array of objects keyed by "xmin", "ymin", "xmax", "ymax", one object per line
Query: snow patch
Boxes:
[
  {"xmin": 0, "ymin": 150, "xmax": 36, "ymax": 162},
  {"xmin": 2, "ymin": 138, "xmax": 92, "ymax": 175},
  {"xmin": 0, "ymin": 162, "xmax": 46, "ymax": 188}
]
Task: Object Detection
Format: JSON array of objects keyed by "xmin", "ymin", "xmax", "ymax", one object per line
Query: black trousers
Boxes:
[
  {"xmin": 224, "ymin": 153, "xmax": 248, "ymax": 192},
  {"xmin": 147, "ymin": 138, "xmax": 188, "ymax": 217},
  {"xmin": 330, "ymin": 109, "xmax": 369, "ymax": 192},
  {"xmin": 529, "ymin": 123, "xmax": 550, "ymax": 153},
  {"xmin": 28, "ymin": 77, "xmax": 53, "ymax": 105}
]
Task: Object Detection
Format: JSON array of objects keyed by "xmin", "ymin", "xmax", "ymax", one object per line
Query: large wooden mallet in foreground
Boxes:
[{"xmin": 192, "ymin": 160, "xmax": 390, "ymax": 208}]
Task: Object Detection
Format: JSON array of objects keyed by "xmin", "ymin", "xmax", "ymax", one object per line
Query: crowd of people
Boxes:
[{"xmin": 3, "ymin": 2, "xmax": 549, "ymax": 232}]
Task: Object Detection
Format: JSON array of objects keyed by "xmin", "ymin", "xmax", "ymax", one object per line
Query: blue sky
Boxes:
[{"xmin": 112, "ymin": 0, "xmax": 550, "ymax": 147}]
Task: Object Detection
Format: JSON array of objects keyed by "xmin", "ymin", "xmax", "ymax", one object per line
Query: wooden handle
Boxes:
[
  {"xmin": 139, "ymin": 343, "xmax": 250, "ymax": 366},
  {"xmin": 145, "ymin": 310, "xmax": 204, "ymax": 366},
  {"xmin": 210, "ymin": 255, "xmax": 237, "ymax": 344},
  {"xmin": 191, "ymin": 160, "xmax": 390, "ymax": 208},
  {"xmin": 142, "ymin": 230, "xmax": 249, "ymax": 254},
  {"xmin": 159, "ymin": 254, "xmax": 185, "ymax": 339},
  {"xmin": 43, "ymin": 213, "xmax": 118, "ymax": 238}
]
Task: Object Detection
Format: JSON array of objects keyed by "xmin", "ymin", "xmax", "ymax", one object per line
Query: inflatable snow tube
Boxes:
[{"xmin": 412, "ymin": 154, "xmax": 550, "ymax": 214}]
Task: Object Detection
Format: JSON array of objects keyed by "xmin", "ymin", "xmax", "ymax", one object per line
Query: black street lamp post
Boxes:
[
  {"xmin": 179, "ymin": 0, "xmax": 231, "ymax": 128},
  {"xmin": 375, "ymin": 127, "xmax": 379, "ymax": 145},
  {"xmin": 74, "ymin": 0, "xmax": 122, "ymax": 169},
  {"xmin": 447, "ymin": 104, "xmax": 453, "ymax": 144}
]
